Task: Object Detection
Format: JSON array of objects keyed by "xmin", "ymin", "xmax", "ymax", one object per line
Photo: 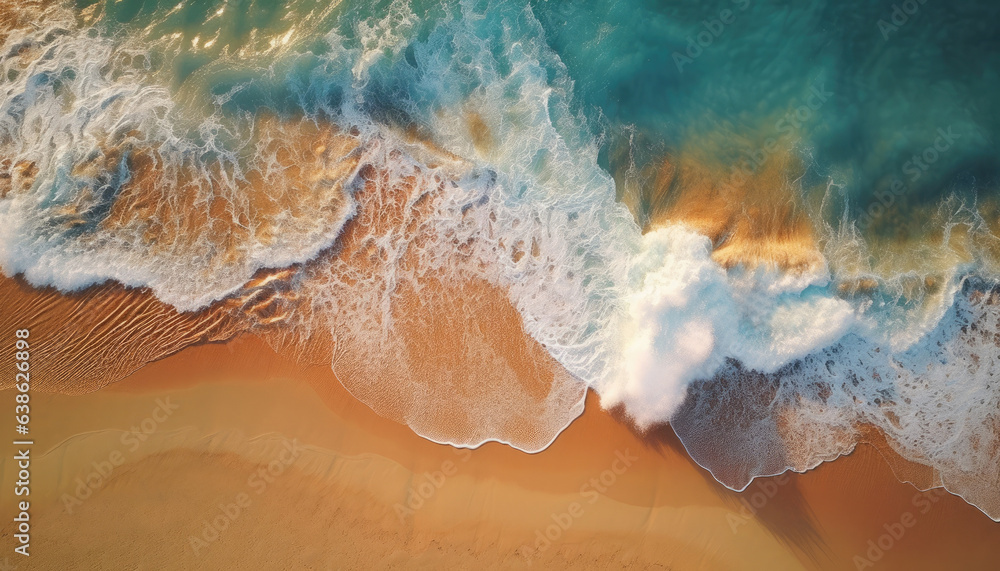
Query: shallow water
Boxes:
[{"xmin": 2, "ymin": 0, "xmax": 1000, "ymax": 520}]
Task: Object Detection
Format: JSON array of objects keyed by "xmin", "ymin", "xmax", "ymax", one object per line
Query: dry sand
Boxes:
[{"xmin": 2, "ymin": 334, "xmax": 998, "ymax": 570}]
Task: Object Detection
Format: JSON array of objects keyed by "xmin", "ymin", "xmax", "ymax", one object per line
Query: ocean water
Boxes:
[{"xmin": 2, "ymin": 0, "xmax": 1000, "ymax": 519}]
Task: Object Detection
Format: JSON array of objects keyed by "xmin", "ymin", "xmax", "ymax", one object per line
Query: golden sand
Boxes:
[
  {"xmin": 283, "ymin": 154, "xmax": 586, "ymax": 450},
  {"xmin": 2, "ymin": 111, "xmax": 998, "ymax": 568},
  {"xmin": 2, "ymin": 334, "xmax": 999, "ymax": 569},
  {"xmin": 0, "ymin": 112, "xmax": 585, "ymax": 450},
  {"xmin": 0, "ymin": 276, "xmax": 243, "ymax": 394}
]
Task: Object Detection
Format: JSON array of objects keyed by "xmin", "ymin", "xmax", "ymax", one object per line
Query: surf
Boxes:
[{"xmin": 2, "ymin": 0, "xmax": 1000, "ymax": 523}]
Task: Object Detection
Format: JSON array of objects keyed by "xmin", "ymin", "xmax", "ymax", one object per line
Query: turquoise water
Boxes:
[
  {"xmin": 82, "ymin": 0, "xmax": 1000, "ymax": 232},
  {"xmin": 4, "ymin": 0, "xmax": 1000, "ymax": 519},
  {"xmin": 532, "ymin": 0, "xmax": 1000, "ymax": 209}
]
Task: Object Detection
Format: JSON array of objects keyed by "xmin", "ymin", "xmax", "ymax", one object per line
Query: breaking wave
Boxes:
[{"xmin": 2, "ymin": 0, "xmax": 999, "ymax": 521}]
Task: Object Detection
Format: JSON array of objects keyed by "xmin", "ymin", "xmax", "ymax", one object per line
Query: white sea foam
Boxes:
[
  {"xmin": 293, "ymin": 1, "xmax": 636, "ymax": 451},
  {"xmin": 602, "ymin": 225, "xmax": 856, "ymax": 427},
  {"xmin": 2, "ymin": 0, "xmax": 999, "ymax": 521},
  {"xmin": 672, "ymin": 277, "xmax": 1000, "ymax": 521},
  {"xmin": 0, "ymin": 8, "xmax": 359, "ymax": 311}
]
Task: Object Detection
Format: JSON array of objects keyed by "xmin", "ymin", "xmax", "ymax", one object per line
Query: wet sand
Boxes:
[{"xmin": 2, "ymin": 334, "xmax": 999, "ymax": 570}]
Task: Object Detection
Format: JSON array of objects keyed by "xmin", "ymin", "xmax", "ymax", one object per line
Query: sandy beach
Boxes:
[
  {"xmin": 4, "ymin": 1, "xmax": 1000, "ymax": 568},
  {"xmin": 2, "ymin": 333, "xmax": 998, "ymax": 570}
]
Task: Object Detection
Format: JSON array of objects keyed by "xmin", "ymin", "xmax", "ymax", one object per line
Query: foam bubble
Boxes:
[
  {"xmin": 600, "ymin": 224, "xmax": 856, "ymax": 427},
  {"xmin": 3, "ymin": 0, "xmax": 1000, "ymax": 523},
  {"xmin": 0, "ymin": 9, "xmax": 359, "ymax": 311},
  {"xmin": 673, "ymin": 280, "xmax": 1000, "ymax": 521}
]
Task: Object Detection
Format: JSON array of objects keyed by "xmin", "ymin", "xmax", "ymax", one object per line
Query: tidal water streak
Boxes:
[{"xmin": 2, "ymin": 0, "xmax": 1000, "ymax": 520}]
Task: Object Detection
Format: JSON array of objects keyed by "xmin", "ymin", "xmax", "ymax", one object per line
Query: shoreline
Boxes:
[{"xmin": 3, "ymin": 333, "xmax": 999, "ymax": 569}]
